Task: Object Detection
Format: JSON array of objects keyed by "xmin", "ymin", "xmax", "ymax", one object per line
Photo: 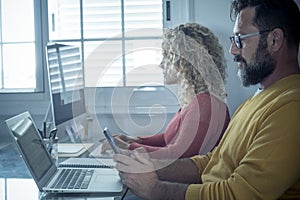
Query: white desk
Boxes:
[
  {"xmin": 0, "ymin": 178, "xmax": 39, "ymax": 200},
  {"xmin": 0, "ymin": 175, "xmax": 122, "ymax": 200}
]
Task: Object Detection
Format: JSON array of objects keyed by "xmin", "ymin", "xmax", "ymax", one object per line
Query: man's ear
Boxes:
[{"xmin": 268, "ymin": 28, "xmax": 284, "ymax": 52}]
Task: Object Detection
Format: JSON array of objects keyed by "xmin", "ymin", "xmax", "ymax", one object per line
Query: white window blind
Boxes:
[
  {"xmin": 48, "ymin": 0, "xmax": 164, "ymax": 87},
  {"xmin": 46, "ymin": 43, "xmax": 84, "ymax": 94}
]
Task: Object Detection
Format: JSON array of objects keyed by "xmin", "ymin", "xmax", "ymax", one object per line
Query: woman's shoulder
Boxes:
[
  {"xmin": 195, "ymin": 92, "xmax": 227, "ymax": 103},
  {"xmin": 186, "ymin": 92, "xmax": 228, "ymax": 111}
]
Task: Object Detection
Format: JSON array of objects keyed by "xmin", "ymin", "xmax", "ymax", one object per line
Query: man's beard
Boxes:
[{"xmin": 235, "ymin": 39, "xmax": 276, "ymax": 87}]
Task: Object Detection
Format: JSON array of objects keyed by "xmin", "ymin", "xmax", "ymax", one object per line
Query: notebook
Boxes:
[
  {"xmin": 5, "ymin": 111, "xmax": 123, "ymax": 194},
  {"xmin": 58, "ymin": 143, "xmax": 94, "ymax": 157},
  {"xmin": 59, "ymin": 143, "xmax": 85, "ymax": 153},
  {"xmin": 59, "ymin": 157, "xmax": 115, "ymax": 168}
]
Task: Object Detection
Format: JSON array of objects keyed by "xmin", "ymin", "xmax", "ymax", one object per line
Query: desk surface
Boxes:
[
  {"xmin": 0, "ymin": 143, "xmax": 123, "ymax": 200},
  {"xmin": 0, "ymin": 177, "xmax": 123, "ymax": 200}
]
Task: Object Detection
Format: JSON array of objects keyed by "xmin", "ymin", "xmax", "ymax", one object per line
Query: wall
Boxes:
[{"xmin": 193, "ymin": 0, "xmax": 257, "ymax": 114}]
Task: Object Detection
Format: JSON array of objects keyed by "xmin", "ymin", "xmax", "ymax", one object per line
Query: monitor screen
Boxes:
[
  {"xmin": 51, "ymin": 88, "xmax": 86, "ymax": 125},
  {"xmin": 46, "ymin": 43, "xmax": 86, "ymax": 142}
]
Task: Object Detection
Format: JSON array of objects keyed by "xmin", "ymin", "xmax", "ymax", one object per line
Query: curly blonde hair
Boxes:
[{"xmin": 161, "ymin": 23, "xmax": 227, "ymax": 108}]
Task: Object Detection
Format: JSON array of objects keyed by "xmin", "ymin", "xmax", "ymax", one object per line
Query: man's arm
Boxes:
[
  {"xmin": 154, "ymin": 158, "xmax": 200, "ymax": 184},
  {"xmin": 115, "ymin": 151, "xmax": 200, "ymax": 200}
]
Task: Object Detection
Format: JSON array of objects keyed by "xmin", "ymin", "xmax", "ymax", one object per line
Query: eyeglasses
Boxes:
[{"xmin": 229, "ymin": 29, "xmax": 271, "ymax": 49}]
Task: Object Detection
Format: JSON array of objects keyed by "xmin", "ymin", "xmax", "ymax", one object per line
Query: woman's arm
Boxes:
[{"xmin": 129, "ymin": 133, "xmax": 166, "ymax": 150}]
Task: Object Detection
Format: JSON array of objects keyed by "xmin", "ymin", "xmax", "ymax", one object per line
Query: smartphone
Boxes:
[{"xmin": 102, "ymin": 127, "xmax": 120, "ymax": 154}]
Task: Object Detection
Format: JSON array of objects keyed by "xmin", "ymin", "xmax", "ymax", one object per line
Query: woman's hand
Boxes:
[
  {"xmin": 100, "ymin": 134, "xmax": 140, "ymax": 153},
  {"xmin": 118, "ymin": 134, "xmax": 141, "ymax": 143}
]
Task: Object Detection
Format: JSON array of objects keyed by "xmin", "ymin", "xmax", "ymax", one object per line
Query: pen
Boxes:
[
  {"xmin": 120, "ymin": 187, "xmax": 129, "ymax": 200},
  {"xmin": 43, "ymin": 121, "xmax": 46, "ymax": 138}
]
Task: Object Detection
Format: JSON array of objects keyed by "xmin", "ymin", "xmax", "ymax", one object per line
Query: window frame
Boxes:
[
  {"xmin": 0, "ymin": 0, "xmax": 50, "ymax": 118},
  {"xmin": 0, "ymin": 0, "xmax": 47, "ymax": 94}
]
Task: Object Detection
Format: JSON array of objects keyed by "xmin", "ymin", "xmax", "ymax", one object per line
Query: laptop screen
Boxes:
[{"xmin": 12, "ymin": 117, "xmax": 53, "ymax": 181}]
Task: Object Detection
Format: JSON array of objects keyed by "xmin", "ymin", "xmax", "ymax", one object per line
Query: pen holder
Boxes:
[{"xmin": 43, "ymin": 137, "xmax": 59, "ymax": 166}]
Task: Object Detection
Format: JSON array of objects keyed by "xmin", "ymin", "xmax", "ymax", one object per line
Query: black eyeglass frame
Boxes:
[{"xmin": 229, "ymin": 29, "xmax": 272, "ymax": 49}]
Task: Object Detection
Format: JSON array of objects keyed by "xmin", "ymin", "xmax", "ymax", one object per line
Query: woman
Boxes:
[{"xmin": 102, "ymin": 23, "xmax": 230, "ymax": 159}]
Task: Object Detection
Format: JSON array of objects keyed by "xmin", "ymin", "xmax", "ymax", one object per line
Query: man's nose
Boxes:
[{"xmin": 229, "ymin": 41, "xmax": 240, "ymax": 56}]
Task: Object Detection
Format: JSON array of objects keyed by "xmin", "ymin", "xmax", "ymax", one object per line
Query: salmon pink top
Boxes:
[{"xmin": 128, "ymin": 92, "xmax": 230, "ymax": 159}]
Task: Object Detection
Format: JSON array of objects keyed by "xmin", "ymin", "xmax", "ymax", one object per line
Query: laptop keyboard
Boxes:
[{"xmin": 51, "ymin": 168, "xmax": 94, "ymax": 189}]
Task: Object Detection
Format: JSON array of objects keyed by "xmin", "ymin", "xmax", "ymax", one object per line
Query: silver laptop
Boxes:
[{"xmin": 5, "ymin": 111, "xmax": 123, "ymax": 193}]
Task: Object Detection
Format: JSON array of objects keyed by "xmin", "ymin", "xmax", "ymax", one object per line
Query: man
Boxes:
[{"xmin": 114, "ymin": 0, "xmax": 300, "ymax": 199}]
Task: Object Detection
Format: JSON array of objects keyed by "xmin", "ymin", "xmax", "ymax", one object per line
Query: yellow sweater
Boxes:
[{"xmin": 186, "ymin": 74, "xmax": 300, "ymax": 200}]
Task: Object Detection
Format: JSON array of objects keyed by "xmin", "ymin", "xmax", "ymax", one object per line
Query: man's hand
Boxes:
[{"xmin": 114, "ymin": 148, "xmax": 162, "ymax": 199}]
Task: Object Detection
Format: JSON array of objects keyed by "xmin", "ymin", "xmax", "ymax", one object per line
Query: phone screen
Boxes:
[{"xmin": 102, "ymin": 127, "xmax": 120, "ymax": 154}]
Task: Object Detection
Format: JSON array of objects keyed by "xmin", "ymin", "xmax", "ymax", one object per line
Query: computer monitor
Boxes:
[{"xmin": 45, "ymin": 43, "xmax": 88, "ymax": 142}]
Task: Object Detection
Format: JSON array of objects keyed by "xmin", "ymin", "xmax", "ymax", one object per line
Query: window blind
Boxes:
[
  {"xmin": 47, "ymin": 44, "xmax": 84, "ymax": 94},
  {"xmin": 48, "ymin": 0, "xmax": 164, "ymax": 87}
]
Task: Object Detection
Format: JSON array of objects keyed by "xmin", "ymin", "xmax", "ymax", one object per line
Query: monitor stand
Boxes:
[{"xmin": 54, "ymin": 113, "xmax": 87, "ymax": 143}]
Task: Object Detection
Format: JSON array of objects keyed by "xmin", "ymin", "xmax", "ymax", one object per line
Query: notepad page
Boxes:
[
  {"xmin": 59, "ymin": 157, "xmax": 116, "ymax": 168},
  {"xmin": 58, "ymin": 145, "xmax": 84, "ymax": 154}
]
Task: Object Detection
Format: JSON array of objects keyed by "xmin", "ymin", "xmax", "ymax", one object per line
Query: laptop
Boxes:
[{"xmin": 5, "ymin": 111, "xmax": 123, "ymax": 193}]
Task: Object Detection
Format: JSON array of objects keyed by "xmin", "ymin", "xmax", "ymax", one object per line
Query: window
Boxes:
[
  {"xmin": 48, "ymin": 0, "xmax": 164, "ymax": 87},
  {"xmin": 0, "ymin": 0, "xmax": 43, "ymax": 93},
  {"xmin": 0, "ymin": 0, "xmax": 164, "ymax": 93}
]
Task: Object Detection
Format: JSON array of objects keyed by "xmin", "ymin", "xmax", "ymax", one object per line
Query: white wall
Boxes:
[{"xmin": 193, "ymin": 0, "xmax": 257, "ymax": 114}]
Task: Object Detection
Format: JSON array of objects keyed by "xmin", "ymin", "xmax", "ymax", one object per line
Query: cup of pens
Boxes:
[{"xmin": 42, "ymin": 129, "xmax": 59, "ymax": 166}]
